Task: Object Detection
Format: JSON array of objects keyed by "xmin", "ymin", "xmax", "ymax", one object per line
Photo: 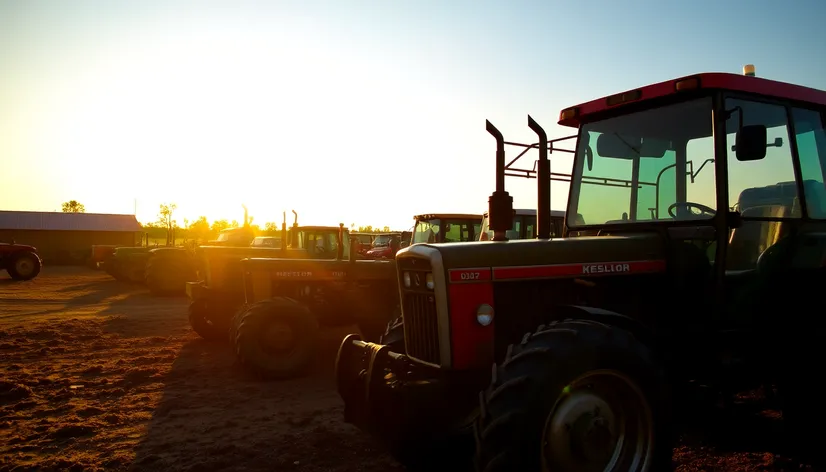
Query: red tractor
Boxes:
[
  {"xmin": 0, "ymin": 241, "xmax": 42, "ymax": 281},
  {"xmin": 336, "ymin": 68, "xmax": 826, "ymax": 470}
]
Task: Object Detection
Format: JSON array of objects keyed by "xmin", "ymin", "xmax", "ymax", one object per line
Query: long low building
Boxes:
[{"xmin": 0, "ymin": 211, "xmax": 143, "ymax": 265}]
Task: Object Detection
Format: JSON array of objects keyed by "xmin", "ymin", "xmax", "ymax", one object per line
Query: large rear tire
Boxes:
[
  {"xmin": 475, "ymin": 319, "xmax": 672, "ymax": 472},
  {"xmin": 146, "ymin": 250, "xmax": 197, "ymax": 296},
  {"xmin": 7, "ymin": 252, "xmax": 42, "ymax": 281},
  {"xmin": 233, "ymin": 298, "xmax": 318, "ymax": 380}
]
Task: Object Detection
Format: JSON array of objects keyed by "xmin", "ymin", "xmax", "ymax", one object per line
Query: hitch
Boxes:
[
  {"xmin": 528, "ymin": 115, "xmax": 551, "ymax": 239},
  {"xmin": 486, "ymin": 120, "xmax": 514, "ymax": 242}
]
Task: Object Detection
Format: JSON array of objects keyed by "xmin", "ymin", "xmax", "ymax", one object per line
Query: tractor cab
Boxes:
[
  {"xmin": 410, "ymin": 213, "xmax": 483, "ymax": 245},
  {"xmin": 557, "ymin": 72, "xmax": 826, "ymax": 314},
  {"xmin": 290, "ymin": 226, "xmax": 351, "ymax": 259},
  {"xmin": 210, "ymin": 226, "xmax": 255, "ymax": 246},
  {"xmin": 478, "ymin": 208, "xmax": 567, "ymax": 240}
]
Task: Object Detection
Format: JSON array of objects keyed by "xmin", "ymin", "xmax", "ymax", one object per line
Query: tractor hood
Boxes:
[
  {"xmin": 402, "ymin": 234, "xmax": 667, "ymax": 275},
  {"xmin": 242, "ymin": 257, "xmax": 397, "ymax": 282},
  {"xmin": 0, "ymin": 242, "xmax": 36, "ymax": 253}
]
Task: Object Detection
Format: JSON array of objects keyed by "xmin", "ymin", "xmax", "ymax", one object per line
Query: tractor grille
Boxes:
[{"xmin": 399, "ymin": 258, "xmax": 441, "ymax": 365}]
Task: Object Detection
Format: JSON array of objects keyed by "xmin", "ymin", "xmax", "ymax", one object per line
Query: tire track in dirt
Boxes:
[{"xmin": 0, "ymin": 268, "xmax": 403, "ymax": 472}]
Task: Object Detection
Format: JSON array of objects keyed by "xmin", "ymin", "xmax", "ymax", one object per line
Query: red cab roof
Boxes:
[{"xmin": 558, "ymin": 72, "xmax": 826, "ymax": 128}]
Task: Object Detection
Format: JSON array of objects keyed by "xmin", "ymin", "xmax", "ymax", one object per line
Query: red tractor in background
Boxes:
[
  {"xmin": 0, "ymin": 241, "xmax": 42, "ymax": 281},
  {"xmin": 336, "ymin": 67, "xmax": 826, "ymax": 471}
]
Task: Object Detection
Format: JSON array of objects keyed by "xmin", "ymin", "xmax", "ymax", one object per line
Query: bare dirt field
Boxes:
[{"xmin": 0, "ymin": 267, "xmax": 819, "ymax": 471}]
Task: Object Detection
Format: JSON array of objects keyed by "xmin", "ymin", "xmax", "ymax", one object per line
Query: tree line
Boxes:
[{"xmin": 61, "ymin": 200, "xmax": 398, "ymax": 244}]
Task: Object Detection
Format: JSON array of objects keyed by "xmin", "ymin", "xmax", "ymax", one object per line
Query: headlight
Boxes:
[
  {"xmin": 425, "ymin": 273, "xmax": 434, "ymax": 290},
  {"xmin": 476, "ymin": 304, "xmax": 494, "ymax": 326},
  {"xmin": 403, "ymin": 271, "xmax": 411, "ymax": 288}
]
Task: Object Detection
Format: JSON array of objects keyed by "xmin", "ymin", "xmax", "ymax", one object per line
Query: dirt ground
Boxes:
[{"xmin": 0, "ymin": 267, "xmax": 819, "ymax": 471}]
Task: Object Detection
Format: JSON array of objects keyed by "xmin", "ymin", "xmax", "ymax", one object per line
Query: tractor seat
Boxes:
[{"xmin": 727, "ymin": 205, "xmax": 790, "ymax": 271}]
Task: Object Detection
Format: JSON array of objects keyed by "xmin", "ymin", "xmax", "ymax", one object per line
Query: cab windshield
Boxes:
[
  {"xmin": 569, "ymin": 97, "xmax": 717, "ymax": 225},
  {"xmin": 412, "ymin": 219, "xmax": 481, "ymax": 244},
  {"xmin": 216, "ymin": 229, "xmax": 242, "ymax": 242},
  {"xmin": 372, "ymin": 235, "xmax": 391, "ymax": 247}
]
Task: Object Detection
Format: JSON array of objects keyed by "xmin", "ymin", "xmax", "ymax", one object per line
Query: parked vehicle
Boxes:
[
  {"xmin": 0, "ymin": 241, "xmax": 42, "ymax": 281},
  {"xmin": 478, "ymin": 208, "xmax": 567, "ymax": 240},
  {"xmin": 336, "ymin": 67, "xmax": 826, "ymax": 470},
  {"xmin": 409, "ymin": 213, "xmax": 483, "ymax": 245},
  {"xmin": 363, "ymin": 233, "xmax": 401, "ymax": 259}
]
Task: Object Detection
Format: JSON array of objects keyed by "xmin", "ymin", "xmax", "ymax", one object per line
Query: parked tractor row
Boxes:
[{"xmin": 8, "ymin": 64, "xmax": 821, "ymax": 472}]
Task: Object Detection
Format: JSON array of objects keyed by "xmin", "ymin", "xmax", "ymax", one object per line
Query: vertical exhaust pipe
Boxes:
[
  {"xmin": 291, "ymin": 210, "xmax": 298, "ymax": 248},
  {"xmin": 336, "ymin": 223, "xmax": 344, "ymax": 260},
  {"xmin": 528, "ymin": 115, "xmax": 551, "ymax": 239},
  {"xmin": 486, "ymin": 120, "xmax": 513, "ymax": 242},
  {"xmin": 281, "ymin": 211, "xmax": 287, "ymax": 254}
]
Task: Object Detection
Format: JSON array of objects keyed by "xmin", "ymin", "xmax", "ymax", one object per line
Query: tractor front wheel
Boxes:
[
  {"xmin": 475, "ymin": 319, "xmax": 672, "ymax": 472},
  {"xmin": 233, "ymin": 298, "xmax": 318, "ymax": 380}
]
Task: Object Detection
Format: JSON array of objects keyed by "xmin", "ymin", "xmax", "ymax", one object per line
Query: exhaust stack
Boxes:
[
  {"xmin": 281, "ymin": 211, "xmax": 287, "ymax": 253},
  {"xmin": 486, "ymin": 120, "xmax": 513, "ymax": 242},
  {"xmin": 528, "ymin": 115, "xmax": 551, "ymax": 239}
]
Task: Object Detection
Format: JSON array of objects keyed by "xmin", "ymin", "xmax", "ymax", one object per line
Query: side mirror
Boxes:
[{"xmin": 735, "ymin": 125, "xmax": 768, "ymax": 161}]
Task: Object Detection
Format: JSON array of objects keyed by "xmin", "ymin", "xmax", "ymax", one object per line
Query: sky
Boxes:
[{"xmin": 2, "ymin": 0, "xmax": 824, "ymax": 230}]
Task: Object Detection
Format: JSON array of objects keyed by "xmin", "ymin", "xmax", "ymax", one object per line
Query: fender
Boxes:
[{"xmin": 548, "ymin": 305, "xmax": 656, "ymax": 350}]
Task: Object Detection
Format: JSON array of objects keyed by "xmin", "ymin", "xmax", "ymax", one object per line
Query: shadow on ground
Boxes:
[
  {"xmin": 672, "ymin": 388, "xmax": 821, "ymax": 471},
  {"xmin": 126, "ymin": 326, "xmax": 403, "ymax": 472}
]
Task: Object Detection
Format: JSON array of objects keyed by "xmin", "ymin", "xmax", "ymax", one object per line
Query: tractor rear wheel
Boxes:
[
  {"xmin": 146, "ymin": 250, "xmax": 197, "ymax": 296},
  {"xmin": 233, "ymin": 298, "xmax": 318, "ymax": 380},
  {"xmin": 7, "ymin": 252, "xmax": 41, "ymax": 281},
  {"xmin": 188, "ymin": 299, "xmax": 231, "ymax": 342},
  {"xmin": 475, "ymin": 319, "xmax": 672, "ymax": 472}
]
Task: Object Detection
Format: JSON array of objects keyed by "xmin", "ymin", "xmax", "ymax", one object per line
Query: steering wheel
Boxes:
[
  {"xmin": 314, "ymin": 244, "xmax": 327, "ymax": 254},
  {"xmin": 668, "ymin": 202, "xmax": 716, "ymax": 219}
]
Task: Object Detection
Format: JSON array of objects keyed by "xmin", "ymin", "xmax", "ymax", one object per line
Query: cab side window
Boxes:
[
  {"xmin": 792, "ymin": 107, "xmax": 826, "ymax": 218},
  {"xmin": 725, "ymin": 98, "xmax": 799, "ymax": 218}
]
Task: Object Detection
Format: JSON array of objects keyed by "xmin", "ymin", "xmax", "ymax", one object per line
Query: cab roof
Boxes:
[
  {"xmin": 483, "ymin": 209, "xmax": 566, "ymax": 217},
  {"xmin": 297, "ymin": 225, "xmax": 344, "ymax": 231},
  {"xmin": 415, "ymin": 213, "xmax": 482, "ymax": 220},
  {"xmin": 558, "ymin": 72, "xmax": 826, "ymax": 128}
]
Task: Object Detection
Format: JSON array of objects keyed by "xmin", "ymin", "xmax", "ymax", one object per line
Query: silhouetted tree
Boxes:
[
  {"xmin": 61, "ymin": 200, "xmax": 86, "ymax": 213},
  {"xmin": 188, "ymin": 216, "xmax": 211, "ymax": 242},
  {"xmin": 157, "ymin": 203, "xmax": 177, "ymax": 245},
  {"xmin": 211, "ymin": 219, "xmax": 230, "ymax": 233}
]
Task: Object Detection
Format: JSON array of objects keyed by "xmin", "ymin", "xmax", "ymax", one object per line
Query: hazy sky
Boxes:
[{"xmin": 2, "ymin": 0, "xmax": 824, "ymax": 229}]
